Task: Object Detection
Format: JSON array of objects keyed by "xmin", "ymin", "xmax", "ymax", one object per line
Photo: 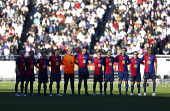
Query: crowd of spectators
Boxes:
[
  {"xmin": 97, "ymin": 0, "xmax": 170, "ymax": 55},
  {"xmin": 1, "ymin": 0, "xmax": 170, "ymax": 60},
  {"xmin": 0, "ymin": 0, "xmax": 29, "ymax": 60},
  {"xmin": 24, "ymin": 0, "xmax": 110, "ymax": 57}
]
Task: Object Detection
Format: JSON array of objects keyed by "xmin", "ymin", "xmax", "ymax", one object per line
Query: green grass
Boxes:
[{"xmin": 0, "ymin": 82, "xmax": 170, "ymax": 111}]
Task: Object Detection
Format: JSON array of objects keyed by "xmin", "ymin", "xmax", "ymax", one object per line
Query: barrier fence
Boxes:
[
  {"xmin": 0, "ymin": 54, "xmax": 170, "ymax": 60},
  {"xmin": 0, "ymin": 55, "xmax": 170, "ymax": 87}
]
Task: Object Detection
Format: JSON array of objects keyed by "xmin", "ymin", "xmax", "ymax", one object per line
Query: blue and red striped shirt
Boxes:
[
  {"xmin": 115, "ymin": 54, "xmax": 129, "ymax": 72},
  {"xmin": 25, "ymin": 57, "xmax": 36, "ymax": 76},
  {"xmin": 142, "ymin": 54, "xmax": 157, "ymax": 73},
  {"xmin": 75, "ymin": 53, "xmax": 91, "ymax": 68},
  {"xmin": 103, "ymin": 56, "xmax": 116, "ymax": 74},
  {"xmin": 128, "ymin": 58, "xmax": 143, "ymax": 76},
  {"xmin": 49, "ymin": 55, "xmax": 61, "ymax": 74},
  {"xmin": 16, "ymin": 56, "xmax": 26, "ymax": 75},
  {"xmin": 37, "ymin": 58, "xmax": 49, "ymax": 73},
  {"xmin": 91, "ymin": 57, "xmax": 104, "ymax": 75}
]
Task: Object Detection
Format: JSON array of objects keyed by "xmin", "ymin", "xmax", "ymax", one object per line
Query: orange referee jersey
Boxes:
[{"xmin": 60, "ymin": 54, "xmax": 77, "ymax": 74}]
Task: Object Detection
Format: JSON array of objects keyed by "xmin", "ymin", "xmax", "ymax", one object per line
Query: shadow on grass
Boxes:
[{"xmin": 0, "ymin": 91, "xmax": 170, "ymax": 111}]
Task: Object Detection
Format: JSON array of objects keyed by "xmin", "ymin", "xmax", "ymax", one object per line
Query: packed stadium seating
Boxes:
[
  {"xmin": 23, "ymin": 0, "xmax": 111, "ymax": 58},
  {"xmin": 0, "ymin": 0, "xmax": 170, "ymax": 59},
  {"xmin": 0, "ymin": 0, "xmax": 30, "ymax": 60},
  {"xmin": 100, "ymin": 0, "xmax": 170, "ymax": 55}
]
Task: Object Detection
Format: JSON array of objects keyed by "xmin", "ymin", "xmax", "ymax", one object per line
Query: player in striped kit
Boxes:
[
  {"xmin": 115, "ymin": 48, "xmax": 130, "ymax": 96},
  {"xmin": 15, "ymin": 50, "xmax": 26, "ymax": 96},
  {"xmin": 75, "ymin": 47, "xmax": 91, "ymax": 96},
  {"xmin": 128, "ymin": 51, "xmax": 143, "ymax": 96},
  {"xmin": 25, "ymin": 50, "xmax": 37, "ymax": 96},
  {"xmin": 103, "ymin": 50, "xmax": 116, "ymax": 95},
  {"xmin": 142, "ymin": 47, "xmax": 157, "ymax": 96},
  {"xmin": 49, "ymin": 49, "xmax": 62, "ymax": 96},
  {"xmin": 37, "ymin": 52, "xmax": 49, "ymax": 96},
  {"xmin": 90, "ymin": 51, "xmax": 104, "ymax": 96}
]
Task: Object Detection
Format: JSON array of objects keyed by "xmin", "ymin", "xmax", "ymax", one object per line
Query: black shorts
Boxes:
[
  {"xmin": 26, "ymin": 75, "xmax": 35, "ymax": 82},
  {"xmin": 38, "ymin": 72, "xmax": 48, "ymax": 83},
  {"xmin": 50, "ymin": 73, "xmax": 61, "ymax": 82},
  {"xmin": 78, "ymin": 68, "xmax": 89, "ymax": 80},
  {"xmin": 16, "ymin": 74, "xmax": 26, "ymax": 82},
  {"xmin": 94, "ymin": 75, "xmax": 103, "ymax": 82}
]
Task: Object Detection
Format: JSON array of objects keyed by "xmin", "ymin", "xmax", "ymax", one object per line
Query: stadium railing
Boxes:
[
  {"xmin": 0, "ymin": 54, "xmax": 170, "ymax": 61},
  {"xmin": 0, "ymin": 55, "xmax": 170, "ymax": 86}
]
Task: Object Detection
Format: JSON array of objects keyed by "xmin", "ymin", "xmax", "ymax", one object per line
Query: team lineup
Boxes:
[{"xmin": 15, "ymin": 47, "xmax": 157, "ymax": 97}]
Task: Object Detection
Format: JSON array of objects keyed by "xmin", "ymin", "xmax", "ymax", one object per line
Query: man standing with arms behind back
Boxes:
[{"xmin": 142, "ymin": 47, "xmax": 157, "ymax": 96}]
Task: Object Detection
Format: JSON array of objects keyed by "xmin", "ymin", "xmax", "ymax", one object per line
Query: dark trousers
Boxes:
[{"xmin": 64, "ymin": 74, "xmax": 75, "ymax": 94}]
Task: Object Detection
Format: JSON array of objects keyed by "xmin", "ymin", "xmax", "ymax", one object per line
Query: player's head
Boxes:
[
  {"xmin": 67, "ymin": 48, "xmax": 72, "ymax": 55},
  {"xmin": 54, "ymin": 49, "xmax": 59, "ymax": 56},
  {"xmin": 42, "ymin": 51, "xmax": 46, "ymax": 59},
  {"xmin": 29, "ymin": 50, "xmax": 34, "ymax": 58},
  {"xmin": 133, "ymin": 51, "xmax": 138, "ymax": 59},
  {"xmin": 82, "ymin": 47, "xmax": 87, "ymax": 54},
  {"xmin": 97, "ymin": 51, "xmax": 101, "ymax": 58},
  {"xmin": 147, "ymin": 47, "xmax": 152, "ymax": 55},
  {"xmin": 20, "ymin": 50, "xmax": 25, "ymax": 57},
  {"xmin": 121, "ymin": 48, "xmax": 126, "ymax": 55},
  {"xmin": 107, "ymin": 50, "xmax": 111, "ymax": 57}
]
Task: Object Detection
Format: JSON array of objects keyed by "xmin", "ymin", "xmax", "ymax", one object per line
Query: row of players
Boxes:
[{"xmin": 15, "ymin": 47, "xmax": 157, "ymax": 96}]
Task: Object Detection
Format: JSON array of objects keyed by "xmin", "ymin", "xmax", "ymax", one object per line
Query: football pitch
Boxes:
[{"xmin": 0, "ymin": 82, "xmax": 170, "ymax": 111}]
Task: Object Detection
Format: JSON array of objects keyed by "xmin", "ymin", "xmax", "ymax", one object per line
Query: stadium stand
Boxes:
[
  {"xmin": 98, "ymin": 0, "xmax": 170, "ymax": 55},
  {"xmin": 19, "ymin": 0, "xmax": 111, "ymax": 57},
  {"xmin": 0, "ymin": 0, "xmax": 29, "ymax": 60},
  {"xmin": 0, "ymin": 0, "xmax": 170, "ymax": 59}
]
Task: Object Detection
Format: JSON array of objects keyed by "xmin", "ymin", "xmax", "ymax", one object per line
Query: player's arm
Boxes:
[
  {"xmin": 25, "ymin": 57, "xmax": 27, "ymax": 64},
  {"xmin": 141, "ymin": 55, "xmax": 144, "ymax": 62},
  {"xmin": 103, "ymin": 57, "xmax": 106, "ymax": 67},
  {"xmin": 16, "ymin": 65, "xmax": 20, "ymax": 75},
  {"xmin": 88, "ymin": 55, "xmax": 92, "ymax": 64},
  {"xmin": 141, "ymin": 55, "xmax": 145, "ymax": 65},
  {"xmin": 74, "ymin": 56, "xmax": 78, "ymax": 65},
  {"xmin": 16, "ymin": 57, "xmax": 20, "ymax": 75},
  {"xmin": 113, "ymin": 58, "xmax": 117, "ymax": 62},
  {"xmin": 35, "ymin": 63, "xmax": 39, "ymax": 69},
  {"xmin": 115, "ymin": 55, "xmax": 118, "ymax": 62},
  {"xmin": 47, "ymin": 59, "xmax": 50, "ymax": 66},
  {"xmin": 24, "ymin": 58, "xmax": 27, "ymax": 67},
  {"xmin": 48, "ymin": 57, "xmax": 52, "ymax": 67},
  {"xmin": 154, "ymin": 56, "xmax": 157, "ymax": 74},
  {"xmin": 127, "ymin": 56, "xmax": 130, "ymax": 64},
  {"xmin": 88, "ymin": 55, "xmax": 92, "ymax": 60},
  {"xmin": 86, "ymin": 55, "xmax": 92, "ymax": 65},
  {"xmin": 140, "ymin": 59, "xmax": 144, "ymax": 65},
  {"xmin": 59, "ymin": 56, "xmax": 65, "ymax": 66},
  {"xmin": 128, "ymin": 59, "xmax": 131, "ymax": 65},
  {"xmin": 75, "ymin": 53, "xmax": 78, "ymax": 60},
  {"xmin": 155, "ymin": 62, "xmax": 157, "ymax": 75},
  {"xmin": 89, "ymin": 58, "xmax": 94, "ymax": 64},
  {"xmin": 35, "ymin": 59, "xmax": 39, "ymax": 69}
]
